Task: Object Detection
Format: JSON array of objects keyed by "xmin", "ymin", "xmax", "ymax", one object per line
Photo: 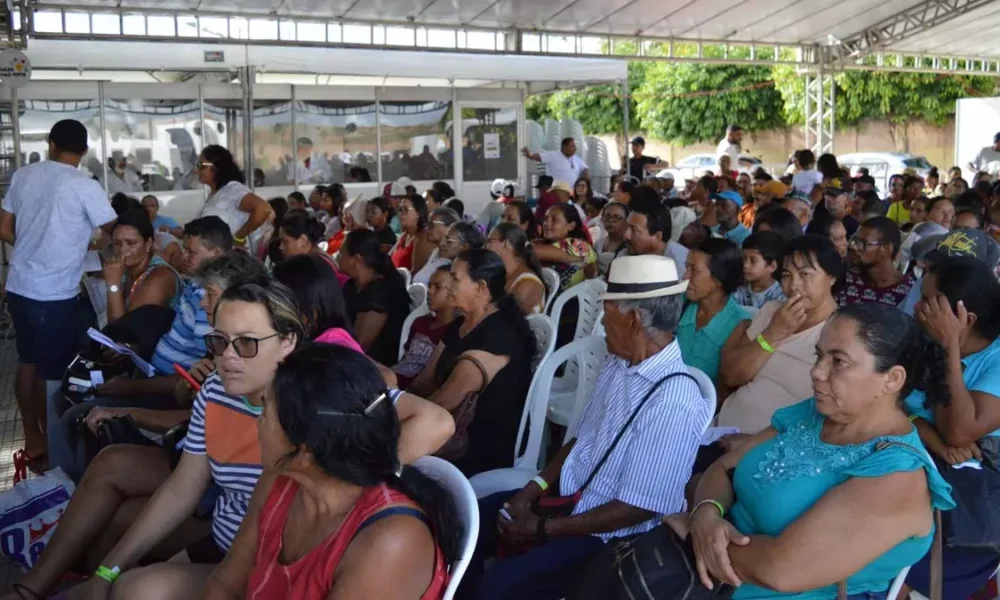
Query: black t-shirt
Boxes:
[
  {"xmin": 843, "ymin": 215, "xmax": 860, "ymax": 238},
  {"xmin": 434, "ymin": 311, "xmax": 532, "ymax": 476},
  {"xmin": 343, "ymin": 276, "xmax": 409, "ymax": 367},
  {"xmin": 374, "ymin": 226, "xmax": 397, "ymax": 249},
  {"xmin": 626, "ymin": 155, "xmax": 659, "ymax": 180}
]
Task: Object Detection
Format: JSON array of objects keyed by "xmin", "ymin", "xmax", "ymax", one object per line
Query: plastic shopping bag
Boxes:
[{"xmin": 0, "ymin": 452, "xmax": 75, "ymax": 572}]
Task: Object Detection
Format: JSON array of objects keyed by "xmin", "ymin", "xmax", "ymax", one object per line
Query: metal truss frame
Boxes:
[{"xmin": 804, "ymin": 65, "xmax": 836, "ymax": 155}]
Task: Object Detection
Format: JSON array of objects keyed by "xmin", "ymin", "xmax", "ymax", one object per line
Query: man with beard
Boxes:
[{"xmin": 838, "ymin": 216, "xmax": 914, "ymax": 307}]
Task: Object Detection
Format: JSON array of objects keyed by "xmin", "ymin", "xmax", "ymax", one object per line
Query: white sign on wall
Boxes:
[
  {"xmin": 0, "ymin": 49, "xmax": 30, "ymax": 88},
  {"xmin": 483, "ymin": 133, "xmax": 500, "ymax": 159}
]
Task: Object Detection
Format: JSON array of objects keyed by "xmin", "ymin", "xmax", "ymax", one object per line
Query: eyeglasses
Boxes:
[
  {"xmin": 398, "ymin": 206, "xmax": 414, "ymax": 214},
  {"xmin": 602, "ymin": 214, "xmax": 624, "ymax": 223},
  {"xmin": 430, "ymin": 220, "xmax": 449, "ymax": 227},
  {"xmin": 204, "ymin": 332, "xmax": 279, "ymax": 358},
  {"xmin": 198, "ymin": 161, "xmax": 214, "ymax": 170},
  {"xmin": 848, "ymin": 237, "xmax": 888, "ymax": 249},
  {"xmin": 441, "ymin": 237, "xmax": 461, "ymax": 246}
]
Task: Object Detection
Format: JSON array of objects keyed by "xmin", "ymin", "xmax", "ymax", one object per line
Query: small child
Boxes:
[
  {"xmin": 790, "ymin": 149, "xmax": 823, "ymax": 196},
  {"xmin": 733, "ymin": 231, "xmax": 786, "ymax": 309},
  {"xmin": 392, "ymin": 266, "xmax": 457, "ymax": 389}
]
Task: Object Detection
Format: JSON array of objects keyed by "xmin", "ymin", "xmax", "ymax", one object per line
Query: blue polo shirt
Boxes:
[
  {"xmin": 904, "ymin": 337, "xmax": 1000, "ymax": 436},
  {"xmin": 676, "ymin": 296, "xmax": 750, "ymax": 382}
]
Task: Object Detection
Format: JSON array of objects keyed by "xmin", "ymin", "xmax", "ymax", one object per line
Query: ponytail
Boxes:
[
  {"xmin": 344, "ymin": 229, "xmax": 405, "ymax": 289},
  {"xmin": 918, "ymin": 338, "xmax": 951, "ymax": 409},
  {"xmin": 388, "ymin": 467, "xmax": 462, "ymax": 565},
  {"xmin": 522, "ymin": 242, "xmax": 545, "ymax": 282},
  {"xmin": 497, "ymin": 293, "xmax": 537, "ymax": 365}
]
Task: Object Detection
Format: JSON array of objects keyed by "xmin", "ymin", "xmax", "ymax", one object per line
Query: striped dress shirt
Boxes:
[{"xmin": 559, "ymin": 340, "xmax": 710, "ymax": 541}]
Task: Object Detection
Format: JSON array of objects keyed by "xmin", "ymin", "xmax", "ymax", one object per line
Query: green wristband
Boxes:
[
  {"xmin": 95, "ymin": 565, "xmax": 121, "ymax": 584},
  {"xmin": 756, "ymin": 334, "xmax": 776, "ymax": 354}
]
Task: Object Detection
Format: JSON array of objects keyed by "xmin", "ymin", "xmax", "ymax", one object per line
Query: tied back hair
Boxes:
[
  {"xmin": 456, "ymin": 248, "xmax": 537, "ymax": 365},
  {"xmin": 492, "ymin": 222, "xmax": 544, "ymax": 282},
  {"xmin": 273, "ymin": 343, "xmax": 461, "ymax": 564},
  {"xmin": 272, "ymin": 254, "xmax": 355, "ymax": 340},
  {"xmin": 835, "ymin": 304, "xmax": 950, "ymax": 408},
  {"xmin": 343, "ymin": 229, "xmax": 406, "ymax": 290}
]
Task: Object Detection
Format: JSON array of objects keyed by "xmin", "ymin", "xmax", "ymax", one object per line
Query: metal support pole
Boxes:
[
  {"xmin": 622, "ymin": 78, "xmax": 630, "ymax": 184},
  {"xmin": 11, "ymin": 88, "xmax": 20, "ymax": 171},
  {"xmin": 244, "ymin": 65, "xmax": 256, "ymax": 188},
  {"xmin": 98, "ymin": 80, "xmax": 108, "ymax": 195},
  {"xmin": 198, "ymin": 82, "xmax": 206, "ymax": 203},
  {"xmin": 827, "ymin": 70, "xmax": 836, "ymax": 155},
  {"xmin": 815, "ymin": 58, "xmax": 826, "ymax": 153},
  {"xmin": 452, "ymin": 85, "xmax": 462, "ymax": 196},
  {"xmin": 803, "ymin": 73, "xmax": 812, "ymax": 151},
  {"xmin": 291, "ymin": 84, "xmax": 298, "ymax": 189},
  {"xmin": 374, "ymin": 86, "xmax": 383, "ymax": 189},
  {"xmin": 517, "ymin": 84, "xmax": 526, "ymax": 196}
]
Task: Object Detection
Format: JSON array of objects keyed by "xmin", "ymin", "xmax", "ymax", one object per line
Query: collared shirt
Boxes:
[
  {"xmin": 150, "ymin": 281, "xmax": 211, "ymax": 375},
  {"xmin": 665, "ymin": 241, "xmax": 689, "ymax": 269},
  {"xmin": 732, "ymin": 280, "xmax": 786, "ymax": 310},
  {"xmin": 3, "ymin": 160, "xmax": 117, "ymax": 301},
  {"xmin": 676, "ymin": 297, "xmax": 750, "ymax": 382},
  {"xmin": 560, "ymin": 341, "xmax": 710, "ymax": 541},
  {"xmin": 713, "ymin": 222, "xmax": 750, "ymax": 245},
  {"xmin": 538, "ymin": 151, "xmax": 588, "ymax": 184},
  {"xmin": 900, "ymin": 276, "xmax": 922, "ymax": 316}
]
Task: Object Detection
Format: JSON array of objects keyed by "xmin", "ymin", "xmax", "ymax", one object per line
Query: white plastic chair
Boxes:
[
  {"xmin": 887, "ymin": 566, "xmax": 910, "ymax": 600},
  {"xmin": 546, "ymin": 279, "xmax": 608, "ymax": 426},
  {"xmin": 470, "ymin": 336, "xmax": 609, "ymax": 498},
  {"xmin": 398, "ymin": 303, "xmax": 432, "ymax": 361},
  {"xmin": 541, "ymin": 268, "xmax": 560, "ymax": 315},
  {"xmin": 397, "ymin": 267, "xmax": 412, "ymax": 288},
  {"xmin": 412, "ymin": 456, "xmax": 479, "ymax": 600},
  {"xmin": 526, "ymin": 314, "xmax": 556, "ymax": 373},
  {"xmin": 407, "ymin": 282, "xmax": 427, "ymax": 312},
  {"xmin": 686, "ymin": 365, "xmax": 718, "ymax": 432},
  {"xmin": 592, "ymin": 309, "xmax": 605, "ymax": 336}
]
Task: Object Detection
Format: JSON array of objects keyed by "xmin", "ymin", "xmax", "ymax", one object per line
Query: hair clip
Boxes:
[
  {"xmin": 363, "ymin": 392, "xmax": 388, "ymax": 415},
  {"xmin": 394, "ymin": 464, "xmax": 404, "ymax": 478}
]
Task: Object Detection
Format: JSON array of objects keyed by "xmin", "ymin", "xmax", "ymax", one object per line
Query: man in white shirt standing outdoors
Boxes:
[
  {"xmin": 522, "ymin": 137, "xmax": 589, "ymax": 184},
  {"xmin": 968, "ymin": 132, "xmax": 1000, "ymax": 179},
  {"xmin": 716, "ymin": 124, "xmax": 743, "ymax": 163},
  {"xmin": 0, "ymin": 119, "xmax": 117, "ymax": 470}
]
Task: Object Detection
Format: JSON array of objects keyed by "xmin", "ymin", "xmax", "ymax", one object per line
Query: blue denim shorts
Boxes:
[{"xmin": 7, "ymin": 292, "xmax": 81, "ymax": 380}]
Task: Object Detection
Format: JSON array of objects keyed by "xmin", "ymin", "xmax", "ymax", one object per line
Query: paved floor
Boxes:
[{"xmin": 0, "ymin": 308, "xmax": 24, "ymax": 588}]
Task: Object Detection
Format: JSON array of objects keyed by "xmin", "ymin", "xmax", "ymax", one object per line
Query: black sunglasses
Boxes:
[{"xmin": 204, "ymin": 333, "xmax": 279, "ymax": 359}]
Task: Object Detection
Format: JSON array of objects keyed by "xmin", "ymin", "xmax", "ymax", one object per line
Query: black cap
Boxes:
[
  {"xmin": 993, "ymin": 132, "xmax": 1000, "ymax": 144},
  {"xmin": 536, "ymin": 175, "xmax": 553, "ymax": 189},
  {"xmin": 922, "ymin": 229, "xmax": 1000, "ymax": 268},
  {"xmin": 630, "ymin": 136, "xmax": 645, "ymax": 146}
]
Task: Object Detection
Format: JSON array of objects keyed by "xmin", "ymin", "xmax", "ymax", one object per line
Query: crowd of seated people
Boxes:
[{"xmin": 15, "ymin": 125, "xmax": 1000, "ymax": 600}]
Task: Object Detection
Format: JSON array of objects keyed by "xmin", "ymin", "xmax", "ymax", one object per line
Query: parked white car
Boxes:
[
  {"xmin": 837, "ymin": 152, "xmax": 932, "ymax": 194},
  {"xmin": 656, "ymin": 153, "xmax": 763, "ymax": 181}
]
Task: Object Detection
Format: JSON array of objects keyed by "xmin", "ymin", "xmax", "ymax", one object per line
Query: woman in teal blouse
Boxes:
[
  {"xmin": 685, "ymin": 304, "xmax": 953, "ymax": 600},
  {"xmin": 677, "ymin": 238, "xmax": 749, "ymax": 382},
  {"xmin": 904, "ymin": 256, "xmax": 1000, "ymax": 599}
]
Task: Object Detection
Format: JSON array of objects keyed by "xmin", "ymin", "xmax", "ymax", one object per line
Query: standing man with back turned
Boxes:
[{"xmin": 0, "ymin": 119, "xmax": 117, "ymax": 471}]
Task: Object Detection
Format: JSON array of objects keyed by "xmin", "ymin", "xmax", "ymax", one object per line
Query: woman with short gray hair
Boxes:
[{"xmin": 412, "ymin": 211, "xmax": 484, "ymax": 285}]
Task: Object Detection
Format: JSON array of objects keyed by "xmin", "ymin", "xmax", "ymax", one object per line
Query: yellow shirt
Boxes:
[{"xmin": 887, "ymin": 201, "xmax": 911, "ymax": 225}]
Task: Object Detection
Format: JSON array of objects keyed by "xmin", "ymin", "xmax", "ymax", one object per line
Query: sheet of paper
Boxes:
[
  {"xmin": 89, "ymin": 370, "xmax": 104, "ymax": 386},
  {"xmin": 82, "ymin": 251, "xmax": 102, "ymax": 272},
  {"xmin": 700, "ymin": 426, "xmax": 741, "ymax": 446},
  {"xmin": 86, "ymin": 327, "xmax": 156, "ymax": 377}
]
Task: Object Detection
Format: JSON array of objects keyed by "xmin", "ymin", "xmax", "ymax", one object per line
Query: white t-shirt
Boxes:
[
  {"xmin": 539, "ymin": 151, "xmax": 588, "ymax": 184},
  {"xmin": 103, "ymin": 169, "xmax": 143, "ymax": 196},
  {"xmin": 716, "ymin": 138, "xmax": 740, "ymax": 162},
  {"xmin": 3, "ymin": 161, "xmax": 117, "ymax": 301},
  {"xmin": 200, "ymin": 180, "xmax": 252, "ymax": 239},
  {"xmin": 972, "ymin": 147, "xmax": 1000, "ymax": 176},
  {"xmin": 791, "ymin": 169, "xmax": 823, "ymax": 195}
]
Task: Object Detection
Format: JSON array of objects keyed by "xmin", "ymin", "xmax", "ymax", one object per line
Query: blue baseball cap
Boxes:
[{"xmin": 712, "ymin": 190, "xmax": 744, "ymax": 209}]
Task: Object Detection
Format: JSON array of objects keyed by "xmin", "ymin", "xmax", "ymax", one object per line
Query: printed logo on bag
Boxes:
[
  {"xmin": 28, "ymin": 517, "xmax": 60, "ymax": 543},
  {"xmin": 0, "ymin": 478, "xmax": 73, "ymax": 571}
]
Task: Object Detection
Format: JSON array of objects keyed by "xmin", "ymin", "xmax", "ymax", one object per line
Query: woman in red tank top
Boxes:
[
  {"xmin": 392, "ymin": 195, "xmax": 437, "ymax": 273},
  {"xmin": 202, "ymin": 343, "xmax": 460, "ymax": 600},
  {"xmin": 277, "ymin": 212, "xmax": 350, "ymax": 286}
]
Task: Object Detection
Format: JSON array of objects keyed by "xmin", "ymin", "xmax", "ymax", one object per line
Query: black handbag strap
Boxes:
[{"xmin": 577, "ymin": 370, "xmax": 697, "ymax": 495}]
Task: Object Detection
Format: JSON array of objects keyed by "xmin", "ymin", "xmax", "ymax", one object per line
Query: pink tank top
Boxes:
[{"xmin": 246, "ymin": 477, "xmax": 449, "ymax": 600}]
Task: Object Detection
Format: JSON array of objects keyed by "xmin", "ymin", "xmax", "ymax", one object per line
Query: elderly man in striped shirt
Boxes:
[{"xmin": 459, "ymin": 254, "xmax": 712, "ymax": 600}]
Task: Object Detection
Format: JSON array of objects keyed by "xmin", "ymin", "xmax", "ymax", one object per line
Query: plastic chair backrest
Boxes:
[
  {"xmin": 407, "ymin": 282, "xmax": 427, "ymax": 312},
  {"xmin": 887, "ymin": 566, "xmax": 910, "ymax": 600},
  {"xmin": 686, "ymin": 365, "xmax": 718, "ymax": 433},
  {"xmin": 549, "ymin": 279, "xmax": 607, "ymax": 343},
  {"xmin": 526, "ymin": 314, "xmax": 556, "ymax": 374},
  {"xmin": 398, "ymin": 303, "xmax": 432, "ymax": 361},
  {"xmin": 397, "ymin": 267, "xmax": 412, "ymax": 288},
  {"xmin": 514, "ymin": 335, "xmax": 609, "ymax": 469},
  {"xmin": 412, "ymin": 456, "xmax": 480, "ymax": 600},
  {"xmin": 592, "ymin": 309, "xmax": 605, "ymax": 337},
  {"xmin": 541, "ymin": 268, "xmax": 560, "ymax": 315}
]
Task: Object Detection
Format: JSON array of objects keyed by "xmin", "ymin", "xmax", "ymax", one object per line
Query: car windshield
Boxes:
[
  {"xmin": 903, "ymin": 157, "xmax": 932, "ymax": 169},
  {"xmin": 679, "ymin": 156, "xmax": 701, "ymax": 167}
]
